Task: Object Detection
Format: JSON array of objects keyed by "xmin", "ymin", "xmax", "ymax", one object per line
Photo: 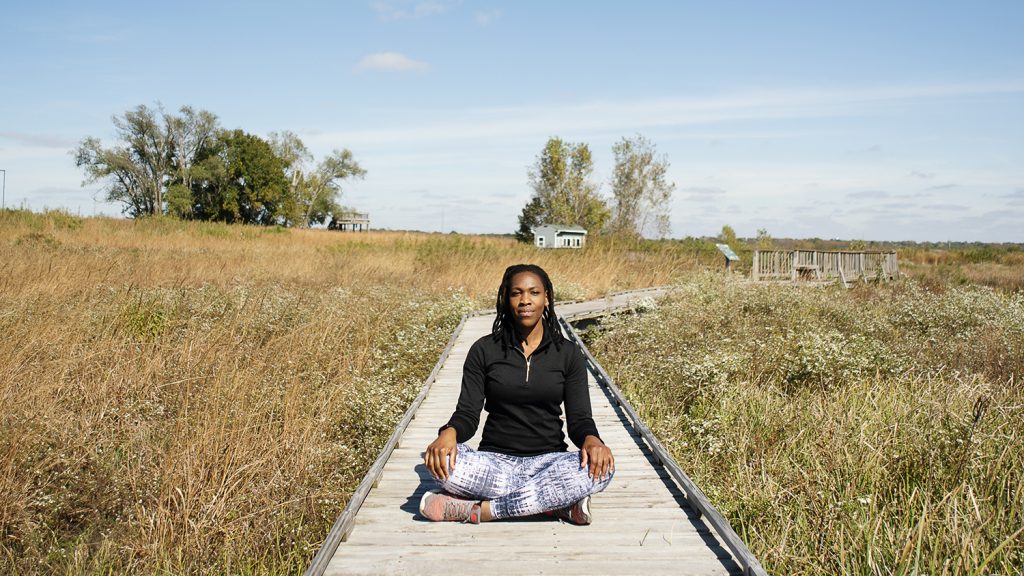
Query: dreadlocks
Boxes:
[{"xmin": 492, "ymin": 264, "xmax": 563, "ymax": 350}]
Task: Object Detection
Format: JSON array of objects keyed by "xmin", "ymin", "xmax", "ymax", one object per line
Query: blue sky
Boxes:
[{"xmin": 2, "ymin": 1, "xmax": 1022, "ymax": 241}]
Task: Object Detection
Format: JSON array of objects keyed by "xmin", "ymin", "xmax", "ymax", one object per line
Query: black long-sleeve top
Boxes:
[{"xmin": 441, "ymin": 328, "xmax": 601, "ymax": 456}]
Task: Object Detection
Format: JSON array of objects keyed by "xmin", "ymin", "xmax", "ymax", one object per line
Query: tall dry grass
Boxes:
[
  {"xmin": 0, "ymin": 209, "xmax": 707, "ymax": 574},
  {"xmin": 588, "ymin": 274, "xmax": 1024, "ymax": 574},
  {"xmin": 900, "ymin": 246, "xmax": 1024, "ymax": 293}
]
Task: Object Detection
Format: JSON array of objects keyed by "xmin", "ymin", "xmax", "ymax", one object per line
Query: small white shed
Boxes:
[{"xmin": 532, "ymin": 224, "xmax": 587, "ymax": 249}]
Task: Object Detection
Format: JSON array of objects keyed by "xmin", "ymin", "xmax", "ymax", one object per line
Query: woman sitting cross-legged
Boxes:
[{"xmin": 420, "ymin": 264, "xmax": 614, "ymax": 524}]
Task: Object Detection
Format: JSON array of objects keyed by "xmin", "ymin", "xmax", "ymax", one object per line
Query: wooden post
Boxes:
[
  {"xmin": 752, "ymin": 251, "xmax": 760, "ymax": 282},
  {"xmin": 791, "ymin": 251, "xmax": 798, "ymax": 282}
]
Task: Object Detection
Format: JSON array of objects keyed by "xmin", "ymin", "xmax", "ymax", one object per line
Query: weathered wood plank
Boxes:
[{"xmin": 311, "ymin": 289, "xmax": 756, "ymax": 576}]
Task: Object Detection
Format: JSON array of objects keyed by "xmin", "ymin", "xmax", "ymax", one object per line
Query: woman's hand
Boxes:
[
  {"xmin": 580, "ymin": 435, "xmax": 614, "ymax": 482},
  {"xmin": 424, "ymin": 427, "xmax": 458, "ymax": 481}
]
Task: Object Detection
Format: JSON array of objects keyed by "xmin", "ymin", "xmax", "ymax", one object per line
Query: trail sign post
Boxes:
[{"xmin": 716, "ymin": 243, "xmax": 740, "ymax": 272}]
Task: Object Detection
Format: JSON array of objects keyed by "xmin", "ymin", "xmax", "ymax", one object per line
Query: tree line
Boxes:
[
  {"xmin": 515, "ymin": 134, "xmax": 675, "ymax": 241},
  {"xmin": 75, "ymin": 104, "xmax": 365, "ymax": 226}
]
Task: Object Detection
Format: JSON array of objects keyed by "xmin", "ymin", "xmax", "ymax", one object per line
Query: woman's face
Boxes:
[{"xmin": 508, "ymin": 271, "xmax": 548, "ymax": 332}]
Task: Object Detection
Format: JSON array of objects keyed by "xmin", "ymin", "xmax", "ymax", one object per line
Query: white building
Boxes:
[{"xmin": 532, "ymin": 224, "xmax": 587, "ymax": 249}]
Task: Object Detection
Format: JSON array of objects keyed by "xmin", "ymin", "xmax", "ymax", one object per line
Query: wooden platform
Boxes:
[{"xmin": 317, "ymin": 290, "xmax": 748, "ymax": 575}]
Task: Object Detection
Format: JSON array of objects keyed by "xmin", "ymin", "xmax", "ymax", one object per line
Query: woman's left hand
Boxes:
[{"xmin": 580, "ymin": 435, "xmax": 614, "ymax": 482}]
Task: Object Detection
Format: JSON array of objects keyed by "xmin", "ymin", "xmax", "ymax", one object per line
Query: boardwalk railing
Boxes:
[
  {"xmin": 303, "ymin": 312, "xmax": 475, "ymax": 576},
  {"xmin": 306, "ymin": 288, "xmax": 768, "ymax": 576},
  {"xmin": 752, "ymin": 249, "xmax": 898, "ymax": 287},
  {"xmin": 559, "ymin": 317, "xmax": 768, "ymax": 576}
]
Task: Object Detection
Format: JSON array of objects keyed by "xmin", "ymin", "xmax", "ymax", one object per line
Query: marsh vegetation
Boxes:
[
  {"xmin": 2, "ymin": 209, "xmax": 1021, "ymax": 573},
  {"xmin": 588, "ymin": 275, "xmax": 1024, "ymax": 574},
  {"xmin": 0, "ymin": 210, "xmax": 699, "ymax": 574}
]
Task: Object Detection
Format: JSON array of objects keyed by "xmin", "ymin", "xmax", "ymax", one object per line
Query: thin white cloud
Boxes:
[
  {"xmin": 355, "ymin": 52, "xmax": 430, "ymax": 72},
  {"xmin": 475, "ymin": 9, "xmax": 502, "ymax": 25},
  {"xmin": 1002, "ymin": 188, "xmax": 1024, "ymax": 199},
  {"xmin": 847, "ymin": 190, "xmax": 889, "ymax": 199},
  {"xmin": 849, "ymin": 144, "xmax": 882, "ymax": 154},
  {"xmin": 371, "ymin": 1, "xmax": 457, "ymax": 21},
  {"xmin": 681, "ymin": 186, "xmax": 726, "ymax": 202},
  {"xmin": 308, "ymin": 80, "xmax": 1024, "ymax": 148},
  {"xmin": 0, "ymin": 131, "xmax": 77, "ymax": 148}
]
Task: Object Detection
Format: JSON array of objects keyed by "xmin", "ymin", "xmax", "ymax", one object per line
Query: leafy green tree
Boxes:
[
  {"xmin": 188, "ymin": 130, "xmax": 291, "ymax": 224},
  {"xmin": 608, "ymin": 134, "xmax": 675, "ymax": 238},
  {"xmin": 76, "ymin": 105, "xmax": 365, "ymax": 227},
  {"xmin": 516, "ymin": 137, "xmax": 609, "ymax": 241},
  {"xmin": 268, "ymin": 132, "xmax": 366, "ymax": 227},
  {"xmin": 515, "ymin": 197, "xmax": 544, "ymax": 242},
  {"xmin": 75, "ymin": 104, "xmax": 176, "ymax": 217},
  {"xmin": 268, "ymin": 131, "xmax": 313, "ymax": 224},
  {"xmin": 756, "ymin": 228, "xmax": 774, "ymax": 250},
  {"xmin": 76, "ymin": 104, "xmax": 223, "ymax": 219},
  {"xmin": 719, "ymin": 225, "xmax": 738, "ymax": 247},
  {"xmin": 301, "ymin": 149, "xmax": 366, "ymax": 226},
  {"xmin": 166, "ymin": 107, "xmax": 219, "ymax": 218}
]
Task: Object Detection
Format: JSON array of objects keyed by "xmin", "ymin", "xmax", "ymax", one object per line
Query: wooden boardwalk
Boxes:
[{"xmin": 310, "ymin": 290, "xmax": 762, "ymax": 576}]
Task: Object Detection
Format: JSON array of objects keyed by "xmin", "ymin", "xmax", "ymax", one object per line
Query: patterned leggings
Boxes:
[{"xmin": 435, "ymin": 443, "xmax": 613, "ymax": 520}]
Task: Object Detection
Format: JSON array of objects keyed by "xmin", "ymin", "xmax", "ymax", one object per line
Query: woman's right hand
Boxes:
[{"xmin": 424, "ymin": 427, "xmax": 458, "ymax": 481}]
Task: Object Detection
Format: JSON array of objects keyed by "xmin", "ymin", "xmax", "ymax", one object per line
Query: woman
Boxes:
[{"xmin": 420, "ymin": 264, "xmax": 615, "ymax": 524}]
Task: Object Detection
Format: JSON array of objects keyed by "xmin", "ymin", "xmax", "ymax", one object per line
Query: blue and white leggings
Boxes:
[{"xmin": 435, "ymin": 443, "xmax": 613, "ymax": 520}]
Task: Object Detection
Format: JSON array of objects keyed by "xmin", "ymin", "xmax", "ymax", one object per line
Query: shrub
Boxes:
[{"xmin": 589, "ymin": 274, "xmax": 1024, "ymax": 574}]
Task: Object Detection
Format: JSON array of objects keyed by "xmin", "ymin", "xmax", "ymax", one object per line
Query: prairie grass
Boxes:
[
  {"xmin": 588, "ymin": 274, "xmax": 1024, "ymax": 574},
  {"xmin": 900, "ymin": 246, "xmax": 1024, "ymax": 293},
  {"xmin": 0, "ymin": 209, "xmax": 707, "ymax": 574}
]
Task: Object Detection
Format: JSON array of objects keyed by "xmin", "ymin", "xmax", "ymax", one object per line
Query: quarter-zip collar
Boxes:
[
  {"xmin": 512, "ymin": 324, "xmax": 554, "ymax": 357},
  {"xmin": 511, "ymin": 327, "xmax": 554, "ymax": 386}
]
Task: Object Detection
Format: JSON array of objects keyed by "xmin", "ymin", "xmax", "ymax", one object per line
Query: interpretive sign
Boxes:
[{"xmin": 716, "ymin": 244, "xmax": 740, "ymax": 261}]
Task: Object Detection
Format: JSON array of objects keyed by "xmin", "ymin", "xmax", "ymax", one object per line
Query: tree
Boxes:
[
  {"xmin": 756, "ymin": 228, "xmax": 773, "ymax": 250},
  {"xmin": 166, "ymin": 107, "xmax": 219, "ymax": 218},
  {"xmin": 76, "ymin": 105, "xmax": 366, "ymax": 226},
  {"xmin": 187, "ymin": 130, "xmax": 291, "ymax": 225},
  {"xmin": 75, "ymin": 104, "xmax": 178, "ymax": 217},
  {"xmin": 719, "ymin": 225, "xmax": 738, "ymax": 247},
  {"xmin": 268, "ymin": 132, "xmax": 366, "ymax": 227},
  {"xmin": 515, "ymin": 197, "xmax": 544, "ymax": 243},
  {"xmin": 301, "ymin": 149, "xmax": 366, "ymax": 226},
  {"xmin": 268, "ymin": 131, "xmax": 313, "ymax": 224},
  {"xmin": 608, "ymin": 135, "xmax": 675, "ymax": 238},
  {"xmin": 516, "ymin": 137, "xmax": 609, "ymax": 241}
]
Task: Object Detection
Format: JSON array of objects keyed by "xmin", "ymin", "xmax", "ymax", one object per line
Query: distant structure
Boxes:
[
  {"xmin": 752, "ymin": 249, "xmax": 898, "ymax": 288},
  {"xmin": 532, "ymin": 224, "xmax": 587, "ymax": 249},
  {"xmin": 328, "ymin": 211, "xmax": 370, "ymax": 232}
]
